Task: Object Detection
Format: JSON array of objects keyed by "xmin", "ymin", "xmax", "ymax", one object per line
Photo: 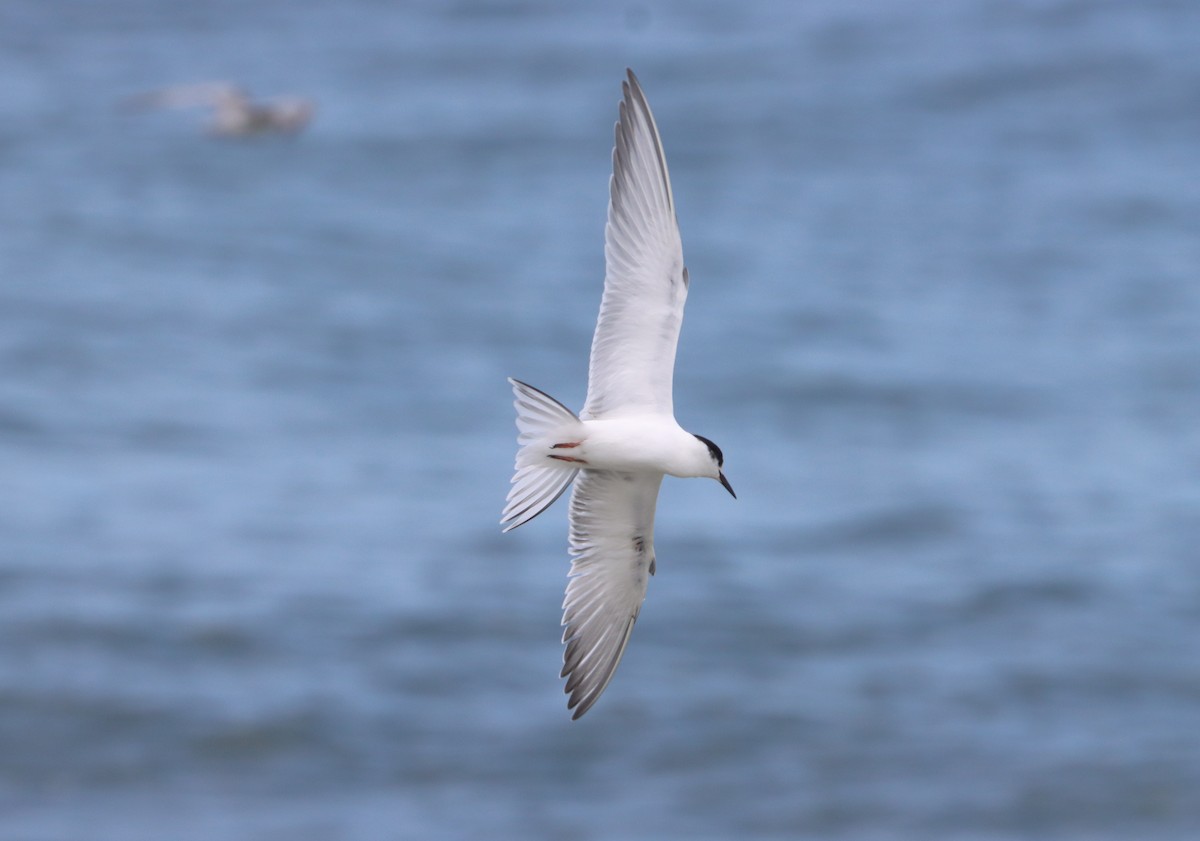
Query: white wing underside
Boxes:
[
  {"xmin": 124, "ymin": 82, "xmax": 248, "ymax": 111},
  {"xmin": 561, "ymin": 469, "xmax": 662, "ymax": 719},
  {"xmin": 582, "ymin": 70, "xmax": 688, "ymax": 421}
]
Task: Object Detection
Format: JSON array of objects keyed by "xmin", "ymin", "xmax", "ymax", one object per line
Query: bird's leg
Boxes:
[{"xmin": 549, "ymin": 442, "xmax": 587, "ymax": 464}]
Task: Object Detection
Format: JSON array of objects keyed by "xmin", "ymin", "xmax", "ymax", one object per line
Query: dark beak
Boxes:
[{"xmin": 719, "ymin": 471, "xmax": 736, "ymax": 499}]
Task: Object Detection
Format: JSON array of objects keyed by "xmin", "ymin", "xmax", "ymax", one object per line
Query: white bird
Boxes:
[
  {"xmin": 123, "ymin": 82, "xmax": 314, "ymax": 138},
  {"xmin": 501, "ymin": 69, "xmax": 735, "ymax": 719}
]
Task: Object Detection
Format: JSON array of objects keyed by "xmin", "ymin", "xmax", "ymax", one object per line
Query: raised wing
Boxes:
[
  {"xmin": 122, "ymin": 82, "xmax": 247, "ymax": 112},
  {"xmin": 582, "ymin": 69, "xmax": 688, "ymax": 420},
  {"xmin": 560, "ymin": 469, "xmax": 663, "ymax": 718}
]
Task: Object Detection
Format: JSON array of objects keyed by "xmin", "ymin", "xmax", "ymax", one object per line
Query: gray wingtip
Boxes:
[
  {"xmin": 609, "ymin": 66, "xmax": 675, "ymax": 220},
  {"xmin": 561, "ymin": 613, "xmax": 638, "ymax": 720}
]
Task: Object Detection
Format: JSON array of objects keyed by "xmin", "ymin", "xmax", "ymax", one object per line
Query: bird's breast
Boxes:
[{"xmin": 575, "ymin": 417, "xmax": 694, "ymax": 474}]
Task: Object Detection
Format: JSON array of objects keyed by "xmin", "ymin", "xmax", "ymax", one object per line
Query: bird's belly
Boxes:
[{"xmin": 571, "ymin": 418, "xmax": 688, "ymax": 473}]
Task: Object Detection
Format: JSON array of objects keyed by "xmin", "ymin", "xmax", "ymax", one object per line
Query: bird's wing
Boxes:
[
  {"xmin": 122, "ymin": 82, "xmax": 247, "ymax": 112},
  {"xmin": 582, "ymin": 69, "xmax": 688, "ymax": 420},
  {"xmin": 560, "ymin": 468, "xmax": 663, "ymax": 718}
]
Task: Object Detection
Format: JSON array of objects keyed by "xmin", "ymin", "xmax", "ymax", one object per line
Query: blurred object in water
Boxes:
[{"xmin": 121, "ymin": 82, "xmax": 315, "ymax": 138}]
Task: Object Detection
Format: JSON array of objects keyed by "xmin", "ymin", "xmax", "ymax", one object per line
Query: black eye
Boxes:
[{"xmin": 693, "ymin": 434, "xmax": 723, "ymax": 467}]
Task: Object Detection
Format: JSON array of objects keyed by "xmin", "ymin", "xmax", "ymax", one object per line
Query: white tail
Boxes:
[{"xmin": 501, "ymin": 378, "xmax": 582, "ymax": 532}]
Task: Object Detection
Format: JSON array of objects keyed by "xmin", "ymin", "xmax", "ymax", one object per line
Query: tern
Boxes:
[
  {"xmin": 123, "ymin": 82, "xmax": 314, "ymax": 138},
  {"xmin": 501, "ymin": 69, "xmax": 735, "ymax": 719}
]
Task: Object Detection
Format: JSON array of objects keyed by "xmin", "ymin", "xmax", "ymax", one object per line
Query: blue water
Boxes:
[{"xmin": 2, "ymin": 1, "xmax": 1199, "ymax": 838}]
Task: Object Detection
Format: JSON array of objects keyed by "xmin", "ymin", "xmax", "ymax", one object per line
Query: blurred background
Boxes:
[{"xmin": 1, "ymin": 0, "xmax": 1198, "ymax": 838}]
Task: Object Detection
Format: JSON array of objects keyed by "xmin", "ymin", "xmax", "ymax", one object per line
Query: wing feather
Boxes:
[
  {"xmin": 560, "ymin": 469, "xmax": 663, "ymax": 718},
  {"xmin": 582, "ymin": 69, "xmax": 688, "ymax": 420}
]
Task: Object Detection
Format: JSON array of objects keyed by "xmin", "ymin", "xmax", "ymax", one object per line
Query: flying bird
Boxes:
[
  {"xmin": 501, "ymin": 69, "xmax": 735, "ymax": 719},
  {"xmin": 122, "ymin": 82, "xmax": 314, "ymax": 138}
]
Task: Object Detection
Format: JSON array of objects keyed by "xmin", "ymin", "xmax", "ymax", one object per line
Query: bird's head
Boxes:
[{"xmin": 693, "ymin": 434, "xmax": 735, "ymax": 498}]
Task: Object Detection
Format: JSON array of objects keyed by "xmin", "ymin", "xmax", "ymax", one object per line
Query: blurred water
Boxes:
[{"xmin": 2, "ymin": 0, "xmax": 1199, "ymax": 839}]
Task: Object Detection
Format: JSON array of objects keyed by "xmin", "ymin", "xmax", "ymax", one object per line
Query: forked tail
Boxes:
[{"xmin": 500, "ymin": 378, "xmax": 582, "ymax": 532}]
